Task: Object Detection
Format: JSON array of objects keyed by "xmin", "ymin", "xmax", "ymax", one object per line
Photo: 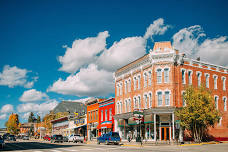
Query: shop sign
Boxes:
[{"xmin": 74, "ymin": 119, "xmax": 85, "ymax": 125}]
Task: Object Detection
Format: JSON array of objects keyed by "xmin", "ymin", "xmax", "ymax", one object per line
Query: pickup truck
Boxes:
[{"xmin": 74, "ymin": 135, "xmax": 84, "ymax": 143}]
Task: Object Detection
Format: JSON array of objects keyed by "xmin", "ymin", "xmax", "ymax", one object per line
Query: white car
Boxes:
[
  {"xmin": 68, "ymin": 134, "xmax": 77, "ymax": 142},
  {"xmin": 74, "ymin": 135, "xmax": 84, "ymax": 143}
]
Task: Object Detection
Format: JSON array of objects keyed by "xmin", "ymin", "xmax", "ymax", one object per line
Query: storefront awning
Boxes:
[{"xmin": 74, "ymin": 124, "xmax": 87, "ymax": 129}]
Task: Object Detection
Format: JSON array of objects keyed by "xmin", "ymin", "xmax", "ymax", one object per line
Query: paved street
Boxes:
[{"xmin": 1, "ymin": 140, "xmax": 228, "ymax": 152}]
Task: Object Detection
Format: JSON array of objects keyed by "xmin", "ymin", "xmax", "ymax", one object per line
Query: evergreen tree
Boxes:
[
  {"xmin": 28, "ymin": 112, "xmax": 35, "ymax": 123},
  {"xmin": 37, "ymin": 115, "xmax": 41, "ymax": 123}
]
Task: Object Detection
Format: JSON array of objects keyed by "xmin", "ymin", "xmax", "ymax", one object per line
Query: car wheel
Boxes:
[{"xmin": 105, "ymin": 140, "xmax": 109, "ymax": 145}]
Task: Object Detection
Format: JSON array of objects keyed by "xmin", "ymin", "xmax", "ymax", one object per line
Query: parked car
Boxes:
[
  {"xmin": 51, "ymin": 135, "xmax": 63, "ymax": 143},
  {"xmin": 74, "ymin": 135, "xmax": 84, "ymax": 143},
  {"xmin": 23, "ymin": 136, "xmax": 29, "ymax": 140},
  {"xmin": 97, "ymin": 132, "xmax": 120, "ymax": 145},
  {"xmin": 68, "ymin": 134, "xmax": 76, "ymax": 142},
  {"xmin": 8, "ymin": 135, "xmax": 16, "ymax": 141},
  {"xmin": 0, "ymin": 136, "xmax": 5, "ymax": 149},
  {"xmin": 43, "ymin": 135, "xmax": 51, "ymax": 141},
  {"xmin": 3, "ymin": 133, "xmax": 10, "ymax": 140},
  {"xmin": 63, "ymin": 136, "xmax": 68, "ymax": 142}
]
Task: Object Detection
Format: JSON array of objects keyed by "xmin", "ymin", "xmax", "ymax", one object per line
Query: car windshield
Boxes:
[
  {"xmin": 9, "ymin": 135, "xmax": 15, "ymax": 137},
  {"xmin": 56, "ymin": 135, "xmax": 62, "ymax": 138},
  {"xmin": 112, "ymin": 132, "xmax": 120, "ymax": 138}
]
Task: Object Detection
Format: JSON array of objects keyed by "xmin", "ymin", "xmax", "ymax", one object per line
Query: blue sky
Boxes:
[{"xmin": 0, "ymin": 0, "xmax": 228, "ymax": 127}]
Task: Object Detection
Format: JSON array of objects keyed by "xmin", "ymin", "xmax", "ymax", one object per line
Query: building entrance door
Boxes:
[{"xmin": 161, "ymin": 127, "xmax": 170, "ymax": 141}]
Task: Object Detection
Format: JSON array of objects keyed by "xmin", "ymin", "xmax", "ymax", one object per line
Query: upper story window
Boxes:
[
  {"xmin": 88, "ymin": 112, "xmax": 90, "ymax": 121},
  {"xmin": 182, "ymin": 91, "xmax": 186, "ymax": 107},
  {"xmin": 188, "ymin": 70, "xmax": 192, "ymax": 85},
  {"xmin": 222, "ymin": 76, "xmax": 226, "ymax": 91},
  {"xmin": 125, "ymin": 99, "xmax": 128, "ymax": 112},
  {"xmin": 165, "ymin": 91, "xmax": 170, "ymax": 106},
  {"xmin": 116, "ymin": 84, "xmax": 119, "ymax": 96},
  {"xmin": 134, "ymin": 97, "xmax": 137, "ymax": 109},
  {"xmin": 144, "ymin": 94, "xmax": 148, "ymax": 109},
  {"xmin": 138, "ymin": 96, "xmax": 141, "ymax": 109},
  {"xmin": 128, "ymin": 99, "xmax": 131, "ymax": 112},
  {"xmin": 164, "ymin": 68, "xmax": 169, "ymax": 83},
  {"xmin": 148, "ymin": 71, "xmax": 152, "ymax": 86},
  {"xmin": 213, "ymin": 75, "xmax": 218, "ymax": 89},
  {"xmin": 157, "ymin": 69, "xmax": 162, "ymax": 84},
  {"xmin": 205, "ymin": 73, "xmax": 210, "ymax": 88},
  {"xmin": 133, "ymin": 77, "xmax": 137, "ymax": 90},
  {"xmin": 124, "ymin": 80, "xmax": 127, "ymax": 94},
  {"xmin": 196, "ymin": 72, "xmax": 202, "ymax": 87},
  {"xmin": 223, "ymin": 97, "xmax": 227, "ymax": 111},
  {"xmin": 181, "ymin": 69, "xmax": 186, "ymax": 84},
  {"xmin": 120, "ymin": 101, "xmax": 122, "ymax": 113},
  {"xmin": 144, "ymin": 72, "xmax": 148, "ymax": 88},
  {"xmin": 96, "ymin": 110, "xmax": 98, "ymax": 120},
  {"xmin": 101, "ymin": 110, "xmax": 103, "ymax": 121},
  {"xmin": 214, "ymin": 96, "xmax": 219, "ymax": 110},
  {"xmin": 120, "ymin": 82, "xmax": 123, "ymax": 95},
  {"xmin": 137, "ymin": 75, "xmax": 141, "ymax": 89},
  {"xmin": 157, "ymin": 91, "xmax": 162, "ymax": 106},
  {"xmin": 105, "ymin": 109, "xmax": 108, "ymax": 121},
  {"xmin": 109, "ymin": 108, "xmax": 112, "ymax": 120},
  {"xmin": 148, "ymin": 92, "xmax": 152, "ymax": 108},
  {"xmin": 128, "ymin": 79, "xmax": 131, "ymax": 92}
]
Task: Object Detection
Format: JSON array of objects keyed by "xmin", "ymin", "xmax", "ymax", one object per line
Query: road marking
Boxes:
[
  {"xmin": 50, "ymin": 150, "xmax": 62, "ymax": 152},
  {"xmin": 58, "ymin": 148, "xmax": 79, "ymax": 151},
  {"xmin": 82, "ymin": 149, "xmax": 93, "ymax": 151},
  {"xmin": 34, "ymin": 151, "xmax": 43, "ymax": 152}
]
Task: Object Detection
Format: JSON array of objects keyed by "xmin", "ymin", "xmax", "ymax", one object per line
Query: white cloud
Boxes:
[
  {"xmin": 48, "ymin": 64, "xmax": 114, "ymax": 97},
  {"xmin": 0, "ymin": 104, "xmax": 13, "ymax": 113},
  {"xmin": 196, "ymin": 36, "xmax": 228, "ymax": 66},
  {"xmin": 144, "ymin": 18, "xmax": 170, "ymax": 40},
  {"xmin": 21, "ymin": 112, "xmax": 30, "ymax": 119},
  {"xmin": 19, "ymin": 89, "xmax": 48, "ymax": 102},
  {"xmin": 17, "ymin": 100, "xmax": 58, "ymax": 118},
  {"xmin": 0, "ymin": 65, "xmax": 37, "ymax": 88},
  {"xmin": 172, "ymin": 25, "xmax": 228, "ymax": 66},
  {"xmin": 97, "ymin": 36, "xmax": 146, "ymax": 71},
  {"xmin": 0, "ymin": 114, "xmax": 7, "ymax": 120},
  {"xmin": 58, "ymin": 31, "xmax": 109, "ymax": 73},
  {"xmin": 172, "ymin": 25, "xmax": 206, "ymax": 57}
]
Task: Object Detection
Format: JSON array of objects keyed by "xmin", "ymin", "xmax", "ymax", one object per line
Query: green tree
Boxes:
[
  {"xmin": 6, "ymin": 113, "xmax": 20, "ymax": 135},
  {"xmin": 176, "ymin": 86, "xmax": 220, "ymax": 142},
  {"xmin": 28, "ymin": 112, "xmax": 35, "ymax": 123},
  {"xmin": 37, "ymin": 115, "xmax": 41, "ymax": 123}
]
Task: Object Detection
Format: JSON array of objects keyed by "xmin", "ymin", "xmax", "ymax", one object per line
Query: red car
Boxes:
[{"xmin": 43, "ymin": 135, "xmax": 51, "ymax": 141}]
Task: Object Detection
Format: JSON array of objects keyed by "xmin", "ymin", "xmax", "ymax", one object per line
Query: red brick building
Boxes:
[
  {"xmin": 114, "ymin": 41, "xmax": 228, "ymax": 141},
  {"xmin": 86, "ymin": 98, "xmax": 105, "ymax": 141},
  {"xmin": 97, "ymin": 98, "xmax": 115, "ymax": 136}
]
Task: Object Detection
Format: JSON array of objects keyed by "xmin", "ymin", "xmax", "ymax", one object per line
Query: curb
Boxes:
[{"xmin": 180, "ymin": 142, "xmax": 219, "ymax": 146}]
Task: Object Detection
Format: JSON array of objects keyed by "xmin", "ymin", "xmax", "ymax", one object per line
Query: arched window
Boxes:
[
  {"xmin": 157, "ymin": 91, "xmax": 162, "ymax": 106},
  {"xmin": 144, "ymin": 94, "xmax": 148, "ymax": 109},
  {"xmin": 138, "ymin": 96, "xmax": 141, "ymax": 109},
  {"xmin": 148, "ymin": 71, "xmax": 152, "ymax": 86},
  {"xmin": 144, "ymin": 72, "xmax": 147, "ymax": 87},
  {"xmin": 128, "ymin": 98, "xmax": 131, "ymax": 112},
  {"xmin": 164, "ymin": 68, "xmax": 169, "ymax": 83},
  {"xmin": 134, "ymin": 97, "xmax": 137, "ymax": 109}
]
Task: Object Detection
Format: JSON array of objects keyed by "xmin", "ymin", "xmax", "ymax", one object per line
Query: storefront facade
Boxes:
[
  {"xmin": 98, "ymin": 98, "xmax": 115, "ymax": 136},
  {"xmin": 51, "ymin": 116, "xmax": 69, "ymax": 135}
]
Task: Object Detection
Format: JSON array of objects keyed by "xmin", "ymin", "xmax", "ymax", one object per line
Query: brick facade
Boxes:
[{"xmin": 114, "ymin": 41, "xmax": 228, "ymax": 141}]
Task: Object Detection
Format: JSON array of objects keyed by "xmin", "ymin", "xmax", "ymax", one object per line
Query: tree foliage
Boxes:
[
  {"xmin": 175, "ymin": 86, "xmax": 220, "ymax": 142},
  {"xmin": 6, "ymin": 113, "xmax": 20, "ymax": 135},
  {"xmin": 28, "ymin": 112, "xmax": 35, "ymax": 123},
  {"xmin": 37, "ymin": 115, "xmax": 41, "ymax": 123}
]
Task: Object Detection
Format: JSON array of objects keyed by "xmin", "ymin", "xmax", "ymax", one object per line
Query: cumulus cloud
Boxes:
[
  {"xmin": 173, "ymin": 25, "xmax": 228, "ymax": 66},
  {"xmin": 0, "ymin": 104, "xmax": 14, "ymax": 113},
  {"xmin": 58, "ymin": 31, "xmax": 109, "ymax": 73},
  {"xmin": 196, "ymin": 36, "xmax": 228, "ymax": 66},
  {"xmin": 48, "ymin": 64, "xmax": 114, "ymax": 97},
  {"xmin": 0, "ymin": 65, "xmax": 37, "ymax": 88},
  {"xmin": 17, "ymin": 100, "xmax": 58, "ymax": 118},
  {"xmin": 19, "ymin": 89, "xmax": 48, "ymax": 102},
  {"xmin": 0, "ymin": 114, "xmax": 7, "ymax": 120},
  {"xmin": 144, "ymin": 18, "xmax": 170, "ymax": 40},
  {"xmin": 172, "ymin": 25, "xmax": 206, "ymax": 56},
  {"xmin": 97, "ymin": 36, "xmax": 146, "ymax": 71}
]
